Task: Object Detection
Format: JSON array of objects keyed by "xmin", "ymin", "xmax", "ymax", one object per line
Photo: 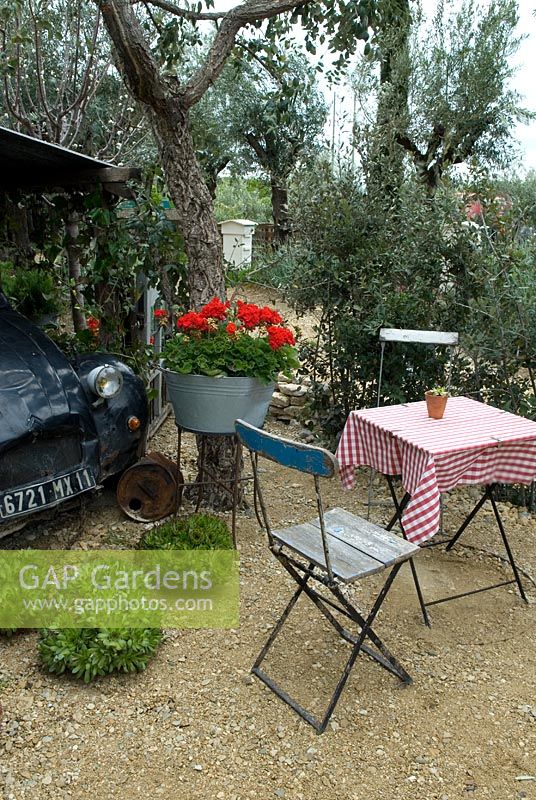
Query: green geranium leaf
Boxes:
[{"xmin": 162, "ymin": 299, "xmax": 299, "ymax": 383}]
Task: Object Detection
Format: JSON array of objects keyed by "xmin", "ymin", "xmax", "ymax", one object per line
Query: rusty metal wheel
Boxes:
[{"xmin": 116, "ymin": 452, "xmax": 183, "ymax": 521}]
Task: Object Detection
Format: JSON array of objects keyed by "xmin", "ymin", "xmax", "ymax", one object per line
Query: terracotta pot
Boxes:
[{"xmin": 425, "ymin": 391, "xmax": 448, "ymax": 420}]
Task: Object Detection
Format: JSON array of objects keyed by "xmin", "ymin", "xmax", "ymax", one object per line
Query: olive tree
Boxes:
[
  {"xmin": 190, "ymin": 49, "xmax": 326, "ymax": 242},
  {"xmin": 0, "ymin": 0, "xmax": 148, "ymax": 161},
  {"xmin": 353, "ymin": 0, "xmax": 530, "ymax": 197},
  {"xmin": 96, "ymin": 0, "xmax": 374, "ymax": 303},
  {"xmin": 401, "ymin": 0, "xmax": 529, "ymax": 194},
  {"xmin": 232, "ymin": 54, "xmax": 327, "ymax": 242}
]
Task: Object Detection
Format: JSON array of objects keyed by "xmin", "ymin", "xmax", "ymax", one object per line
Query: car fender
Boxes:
[{"xmin": 74, "ymin": 354, "xmax": 148, "ymax": 481}]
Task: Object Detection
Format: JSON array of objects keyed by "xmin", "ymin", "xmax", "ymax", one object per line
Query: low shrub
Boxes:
[
  {"xmin": 0, "ymin": 628, "xmax": 18, "ymax": 636},
  {"xmin": 0, "ymin": 265, "xmax": 61, "ymax": 320},
  {"xmin": 139, "ymin": 513, "xmax": 233, "ymax": 551},
  {"xmin": 38, "ymin": 627, "xmax": 162, "ymax": 683}
]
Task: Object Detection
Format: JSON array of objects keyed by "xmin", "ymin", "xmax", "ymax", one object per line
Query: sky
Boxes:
[{"xmin": 511, "ymin": 1, "xmax": 536, "ymax": 170}]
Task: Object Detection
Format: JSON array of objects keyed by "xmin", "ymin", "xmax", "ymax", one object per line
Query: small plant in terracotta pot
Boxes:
[{"xmin": 425, "ymin": 386, "xmax": 449, "ymax": 419}]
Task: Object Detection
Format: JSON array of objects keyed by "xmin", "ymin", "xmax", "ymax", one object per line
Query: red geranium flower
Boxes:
[
  {"xmin": 236, "ymin": 300, "xmax": 262, "ymax": 329},
  {"xmin": 259, "ymin": 306, "xmax": 283, "ymax": 325},
  {"xmin": 226, "ymin": 322, "xmax": 238, "ymax": 335},
  {"xmin": 87, "ymin": 316, "xmax": 100, "ymax": 335},
  {"xmin": 200, "ymin": 297, "xmax": 229, "ymax": 321},
  {"xmin": 176, "ymin": 311, "xmax": 210, "ymax": 332},
  {"xmin": 266, "ymin": 325, "xmax": 295, "ymax": 350}
]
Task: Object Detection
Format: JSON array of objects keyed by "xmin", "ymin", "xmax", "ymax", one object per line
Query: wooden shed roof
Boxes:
[{"xmin": 0, "ymin": 126, "xmax": 140, "ymax": 193}]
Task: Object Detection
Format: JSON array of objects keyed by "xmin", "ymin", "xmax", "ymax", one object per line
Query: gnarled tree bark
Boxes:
[
  {"xmin": 97, "ymin": 0, "xmax": 371, "ymax": 508},
  {"xmin": 96, "ymin": 0, "xmax": 294, "ymax": 507}
]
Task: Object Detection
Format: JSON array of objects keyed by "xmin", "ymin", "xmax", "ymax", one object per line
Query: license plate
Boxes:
[{"xmin": 0, "ymin": 468, "xmax": 96, "ymax": 520}]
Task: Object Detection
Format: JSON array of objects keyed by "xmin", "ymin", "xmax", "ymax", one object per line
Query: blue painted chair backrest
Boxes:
[{"xmin": 235, "ymin": 419, "xmax": 337, "ymax": 478}]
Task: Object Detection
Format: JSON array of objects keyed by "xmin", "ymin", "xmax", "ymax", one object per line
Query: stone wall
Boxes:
[{"xmin": 268, "ymin": 374, "xmax": 311, "ymax": 425}]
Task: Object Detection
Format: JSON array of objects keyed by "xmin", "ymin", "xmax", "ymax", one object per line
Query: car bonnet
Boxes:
[{"xmin": 0, "ymin": 305, "xmax": 97, "ymax": 451}]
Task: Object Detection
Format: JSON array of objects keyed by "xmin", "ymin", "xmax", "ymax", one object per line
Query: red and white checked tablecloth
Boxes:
[{"xmin": 336, "ymin": 396, "xmax": 536, "ymax": 545}]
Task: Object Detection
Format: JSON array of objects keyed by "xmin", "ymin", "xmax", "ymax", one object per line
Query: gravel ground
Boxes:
[{"xmin": 1, "ymin": 413, "xmax": 536, "ymax": 800}]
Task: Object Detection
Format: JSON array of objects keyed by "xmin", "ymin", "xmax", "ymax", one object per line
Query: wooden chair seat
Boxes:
[{"xmin": 273, "ymin": 507, "xmax": 419, "ymax": 582}]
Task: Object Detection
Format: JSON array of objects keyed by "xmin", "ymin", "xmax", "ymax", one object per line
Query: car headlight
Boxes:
[{"xmin": 87, "ymin": 365, "xmax": 123, "ymax": 399}]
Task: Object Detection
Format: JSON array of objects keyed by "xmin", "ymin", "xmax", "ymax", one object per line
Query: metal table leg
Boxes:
[
  {"xmin": 383, "ymin": 476, "xmax": 528, "ymax": 623},
  {"xmin": 384, "ymin": 476, "xmax": 431, "ymax": 626}
]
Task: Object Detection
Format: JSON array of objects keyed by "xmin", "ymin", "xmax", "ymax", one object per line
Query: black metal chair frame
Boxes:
[{"xmin": 235, "ymin": 419, "xmax": 419, "ymax": 734}]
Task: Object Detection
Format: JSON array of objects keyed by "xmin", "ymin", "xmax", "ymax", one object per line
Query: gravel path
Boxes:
[{"xmin": 1, "ymin": 414, "xmax": 536, "ymax": 800}]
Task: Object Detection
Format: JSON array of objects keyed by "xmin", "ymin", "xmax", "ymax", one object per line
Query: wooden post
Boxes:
[{"xmin": 65, "ymin": 208, "xmax": 86, "ymax": 332}]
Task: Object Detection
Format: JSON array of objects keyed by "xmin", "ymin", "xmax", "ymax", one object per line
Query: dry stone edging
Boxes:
[{"xmin": 268, "ymin": 374, "xmax": 316, "ymax": 443}]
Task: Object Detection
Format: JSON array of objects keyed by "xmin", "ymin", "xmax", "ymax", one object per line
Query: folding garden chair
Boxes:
[
  {"xmin": 376, "ymin": 328, "xmax": 460, "ymax": 405},
  {"xmin": 235, "ymin": 419, "xmax": 420, "ymax": 734},
  {"xmin": 367, "ymin": 327, "xmax": 459, "ymax": 519}
]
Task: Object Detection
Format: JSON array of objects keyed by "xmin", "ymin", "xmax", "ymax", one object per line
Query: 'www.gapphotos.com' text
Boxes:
[{"xmin": 22, "ymin": 596, "xmax": 214, "ymax": 615}]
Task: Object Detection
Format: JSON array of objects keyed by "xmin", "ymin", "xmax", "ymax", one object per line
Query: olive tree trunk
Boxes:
[
  {"xmin": 148, "ymin": 107, "xmax": 225, "ymax": 304},
  {"xmin": 150, "ymin": 110, "xmax": 242, "ymax": 508},
  {"xmin": 270, "ymin": 179, "xmax": 290, "ymax": 244},
  {"xmin": 99, "ymin": 0, "xmax": 246, "ymax": 508}
]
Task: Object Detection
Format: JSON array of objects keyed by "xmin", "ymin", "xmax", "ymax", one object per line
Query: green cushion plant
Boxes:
[
  {"xmin": 139, "ymin": 513, "xmax": 236, "ymax": 589},
  {"xmin": 38, "ymin": 627, "xmax": 162, "ymax": 683},
  {"xmin": 139, "ymin": 513, "xmax": 233, "ymax": 551}
]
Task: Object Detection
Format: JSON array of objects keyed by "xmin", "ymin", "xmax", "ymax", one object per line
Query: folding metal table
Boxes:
[{"xmin": 336, "ymin": 396, "xmax": 536, "ymax": 624}]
